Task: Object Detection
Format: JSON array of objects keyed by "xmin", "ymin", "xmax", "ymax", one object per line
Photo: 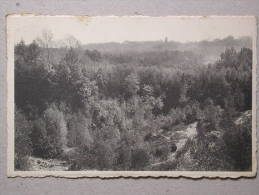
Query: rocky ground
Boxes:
[{"xmin": 28, "ymin": 156, "xmax": 69, "ymax": 171}]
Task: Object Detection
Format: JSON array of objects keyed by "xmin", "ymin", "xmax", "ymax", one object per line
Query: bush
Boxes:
[
  {"xmin": 131, "ymin": 148, "xmax": 150, "ymax": 170},
  {"xmin": 30, "ymin": 105, "xmax": 67, "ymax": 159},
  {"xmin": 67, "ymin": 112, "xmax": 93, "ymax": 148},
  {"xmin": 69, "ymin": 141, "xmax": 116, "ymax": 170},
  {"xmin": 43, "ymin": 105, "xmax": 67, "ymax": 157},
  {"xmin": 223, "ymin": 113, "xmax": 252, "ymax": 171},
  {"xmin": 30, "ymin": 118, "xmax": 49, "ymax": 158},
  {"xmin": 114, "ymin": 139, "xmax": 132, "ymax": 170},
  {"xmin": 94, "ymin": 142, "xmax": 116, "ymax": 170},
  {"xmin": 190, "ymin": 135, "xmax": 233, "ymax": 171},
  {"xmin": 153, "ymin": 144, "xmax": 170, "ymax": 161},
  {"xmin": 68, "ymin": 146, "xmax": 95, "ymax": 170},
  {"xmin": 15, "ymin": 110, "xmax": 32, "ymax": 170}
]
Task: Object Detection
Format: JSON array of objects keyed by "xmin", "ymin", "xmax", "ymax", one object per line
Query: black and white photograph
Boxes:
[{"xmin": 7, "ymin": 15, "xmax": 256, "ymax": 178}]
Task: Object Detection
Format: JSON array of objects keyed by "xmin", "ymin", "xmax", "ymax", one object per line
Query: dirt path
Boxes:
[
  {"xmin": 149, "ymin": 122, "xmax": 198, "ymax": 170},
  {"xmin": 171, "ymin": 122, "xmax": 197, "ymax": 155}
]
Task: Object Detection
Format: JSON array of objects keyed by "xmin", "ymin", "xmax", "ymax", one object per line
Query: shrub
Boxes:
[
  {"xmin": 223, "ymin": 113, "xmax": 252, "ymax": 171},
  {"xmin": 114, "ymin": 139, "xmax": 132, "ymax": 170},
  {"xmin": 131, "ymin": 148, "xmax": 150, "ymax": 170},
  {"xmin": 190, "ymin": 136, "xmax": 233, "ymax": 171},
  {"xmin": 94, "ymin": 141, "xmax": 116, "ymax": 170},
  {"xmin": 15, "ymin": 110, "xmax": 32, "ymax": 170},
  {"xmin": 30, "ymin": 118, "xmax": 49, "ymax": 158},
  {"xmin": 153, "ymin": 144, "xmax": 170, "ymax": 161},
  {"xmin": 124, "ymin": 73, "xmax": 140, "ymax": 98},
  {"xmin": 69, "ymin": 141, "xmax": 116, "ymax": 170},
  {"xmin": 30, "ymin": 105, "xmax": 67, "ymax": 159},
  {"xmin": 44, "ymin": 105, "xmax": 67, "ymax": 156},
  {"xmin": 67, "ymin": 112, "xmax": 93, "ymax": 148}
]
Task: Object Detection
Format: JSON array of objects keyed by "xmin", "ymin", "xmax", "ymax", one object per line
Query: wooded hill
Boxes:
[{"xmin": 14, "ymin": 36, "xmax": 252, "ymax": 171}]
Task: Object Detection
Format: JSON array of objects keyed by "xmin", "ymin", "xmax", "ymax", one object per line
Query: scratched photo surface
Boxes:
[{"xmin": 7, "ymin": 15, "xmax": 257, "ymax": 178}]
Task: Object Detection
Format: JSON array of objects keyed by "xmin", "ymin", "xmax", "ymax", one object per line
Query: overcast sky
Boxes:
[{"xmin": 8, "ymin": 15, "xmax": 256, "ymax": 45}]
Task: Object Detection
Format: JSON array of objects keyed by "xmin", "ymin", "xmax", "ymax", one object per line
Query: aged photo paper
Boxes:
[{"xmin": 7, "ymin": 15, "xmax": 257, "ymax": 178}]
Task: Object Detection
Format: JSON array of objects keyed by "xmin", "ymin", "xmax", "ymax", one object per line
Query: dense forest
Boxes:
[{"xmin": 15, "ymin": 34, "xmax": 252, "ymax": 171}]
